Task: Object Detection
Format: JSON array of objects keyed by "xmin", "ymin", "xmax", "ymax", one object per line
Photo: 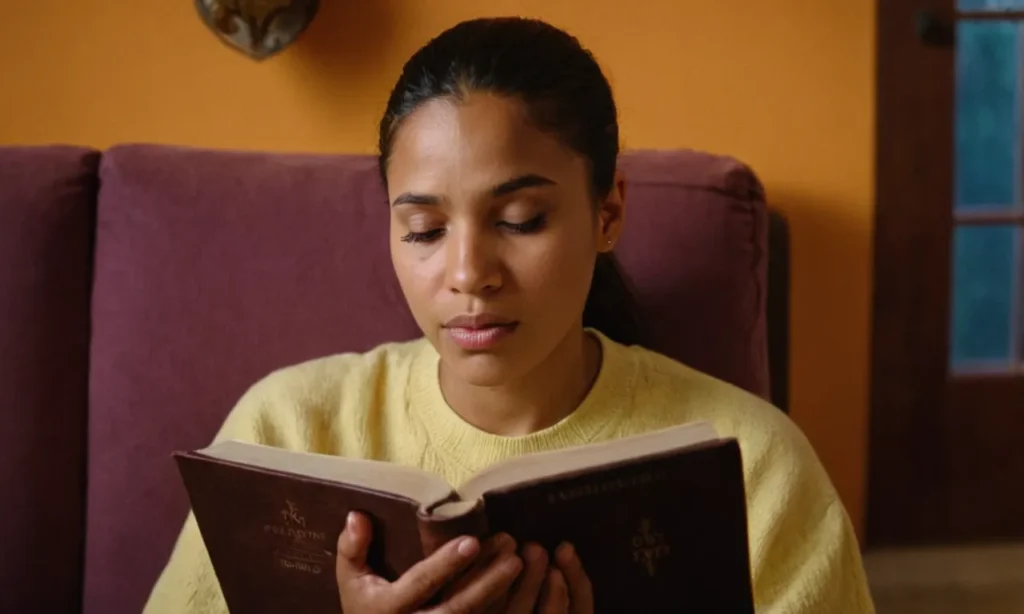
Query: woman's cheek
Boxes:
[{"xmin": 519, "ymin": 236, "xmax": 593, "ymax": 300}]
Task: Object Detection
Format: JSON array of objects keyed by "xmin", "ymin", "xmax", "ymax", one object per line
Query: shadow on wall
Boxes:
[
  {"xmin": 293, "ymin": 0, "xmax": 396, "ymax": 77},
  {"xmin": 284, "ymin": 0, "xmax": 399, "ymax": 144}
]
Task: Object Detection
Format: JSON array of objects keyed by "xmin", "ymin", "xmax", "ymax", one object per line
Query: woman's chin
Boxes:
[{"xmin": 439, "ymin": 352, "xmax": 524, "ymax": 388}]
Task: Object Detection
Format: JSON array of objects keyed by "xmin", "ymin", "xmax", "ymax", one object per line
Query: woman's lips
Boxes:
[{"xmin": 444, "ymin": 323, "xmax": 518, "ymax": 350}]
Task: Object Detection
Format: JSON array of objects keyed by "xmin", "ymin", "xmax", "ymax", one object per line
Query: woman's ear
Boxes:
[{"xmin": 596, "ymin": 169, "xmax": 627, "ymax": 253}]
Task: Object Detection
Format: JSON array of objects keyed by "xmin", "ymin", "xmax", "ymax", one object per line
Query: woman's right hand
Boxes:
[{"xmin": 335, "ymin": 511, "xmax": 530, "ymax": 613}]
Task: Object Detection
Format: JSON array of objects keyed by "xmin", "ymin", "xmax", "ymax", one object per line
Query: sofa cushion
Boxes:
[
  {"xmin": 0, "ymin": 146, "xmax": 98, "ymax": 613},
  {"xmin": 84, "ymin": 144, "xmax": 767, "ymax": 614},
  {"xmin": 84, "ymin": 146, "xmax": 421, "ymax": 614},
  {"xmin": 617, "ymin": 150, "xmax": 768, "ymax": 395}
]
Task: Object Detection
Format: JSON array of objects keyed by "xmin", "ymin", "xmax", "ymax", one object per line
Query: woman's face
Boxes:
[{"xmin": 385, "ymin": 92, "xmax": 624, "ymax": 386}]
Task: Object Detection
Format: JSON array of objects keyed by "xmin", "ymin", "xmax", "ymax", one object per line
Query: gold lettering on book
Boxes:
[
  {"xmin": 631, "ymin": 518, "xmax": 670, "ymax": 577},
  {"xmin": 278, "ymin": 554, "xmax": 324, "ymax": 575},
  {"xmin": 546, "ymin": 471, "xmax": 666, "ymax": 504},
  {"xmin": 281, "ymin": 500, "xmax": 306, "ymax": 527},
  {"xmin": 264, "ymin": 500, "xmax": 331, "ymax": 575},
  {"xmin": 264, "ymin": 499, "xmax": 328, "ymax": 542},
  {"xmin": 264, "ymin": 524, "xmax": 327, "ymax": 542}
]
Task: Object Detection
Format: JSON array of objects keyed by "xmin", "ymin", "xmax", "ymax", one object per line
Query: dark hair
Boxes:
[{"xmin": 378, "ymin": 17, "xmax": 641, "ymax": 346}]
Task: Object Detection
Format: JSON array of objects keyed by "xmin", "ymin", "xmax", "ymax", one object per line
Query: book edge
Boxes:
[
  {"xmin": 456, "ymin": 436, "xmax": 738, "ymax": 505},
  {"xmin": 173, "ymin": 449, "xmax": 458, "ymax": 512}
]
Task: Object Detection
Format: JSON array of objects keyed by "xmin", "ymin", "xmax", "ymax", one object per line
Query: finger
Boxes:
[
  {"xmin": 482, "ymin": 532, "xmax": 517, "ymax": 558},
  {"xmin": 506, "ymin": 543, "xmax": 548, "ymax": 614},
  {"xmin": 335, "ymin": 511, "xmax": 374, "ymax": 585},
  {"xmin": 458, "ymin": 532, "xmax": 516, "ymax": 581},
  {"xmin": 441, "ymin": 533, "xmax": 517, "ymax": 599},
  {"xmin": 428, "ymin": 549, "xmax": 523, "ymax": 614},
  {"xmin": 466, "ymin": 533, "xmax": 517, "ymax": 573},
  {"xmin": 388, "ymin": 534, "xmax": 481, "ymax": 610},
  {"xmin": 554, "ymin": 543, "xmax": 594, "ymax": 614},
  {"xmin": 538, "ymin": 568, "xmax": 569, "ymax": 614}
]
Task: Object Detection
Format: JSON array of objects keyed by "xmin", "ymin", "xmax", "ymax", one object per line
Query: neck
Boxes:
[{"xmin": 439, "ymin": 327, "xmax": 602, "ymax": 437}]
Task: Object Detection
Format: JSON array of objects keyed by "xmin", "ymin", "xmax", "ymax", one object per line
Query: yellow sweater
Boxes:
[{"xmin": 144, "ymin": 331, "xmax": 875, "ymax": 613}]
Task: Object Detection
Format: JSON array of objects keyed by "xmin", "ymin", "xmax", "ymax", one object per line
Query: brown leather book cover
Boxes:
[
  {"xmin": 477, "ymin": 440, "xmax": 753, "ymax": 612},
  {"xmin": 175, "ymin": 453, "xmax": 441, "ymax": 613},
  {"xmin": 175, "ymin": 427, "xmax": 753, "ymax": 613}
]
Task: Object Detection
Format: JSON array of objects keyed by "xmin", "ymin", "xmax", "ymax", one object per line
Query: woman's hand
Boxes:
[
  {"xmin": 335, "ymin": 511, "xmax": 523, "ymax": 613},
  {"xmin": 532, "ymin": 543, "xmax": 594, "ymax": 614},
  {"xmin": 437, "ymin": 540, "xmax": 593, "ymax": 614},
  {"xmin": 335, "ymin": 511, "xmax": 593, "ymax": 613}
]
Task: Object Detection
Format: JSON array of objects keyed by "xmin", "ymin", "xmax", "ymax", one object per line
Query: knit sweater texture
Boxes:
[{"xmin": 144, "ymin": 331, "xmax": 875, "ymax": 613}]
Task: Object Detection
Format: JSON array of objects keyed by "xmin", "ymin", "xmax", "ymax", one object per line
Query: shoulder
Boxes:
[
  {"xmin": 245, "ymin": 337, "xmax": 427, "ymax": 400},
  {"xmin": 607, "ymin": 336, "xmax": 836, "ymax": 502},
  {"xmin": 614, "ymin": 337, "xmax": 788, "ymax": 434},
  {"xmin": 213, "ymin": 338, "xmax": 430, "ymax": 447}
]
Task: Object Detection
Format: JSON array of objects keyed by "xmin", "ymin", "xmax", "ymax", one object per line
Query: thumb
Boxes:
[{"xmin": 335, "ymin": 511, "xmax": 373, "ymax": 584}]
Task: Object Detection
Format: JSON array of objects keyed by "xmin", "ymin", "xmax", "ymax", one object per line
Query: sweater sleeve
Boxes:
[
  {"xmin": 743, "ymin": 418, "xmax": 876, "ymax": 614},
  {"xmin": 142, "ymin": 374, "xmax": 301, "ymax": 614}
]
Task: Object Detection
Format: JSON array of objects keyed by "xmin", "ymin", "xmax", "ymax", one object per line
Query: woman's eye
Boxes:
[
  {"xmin": 400, "ymin": 228, "xmax": 445, "ymax": 244},
  {"xmin": 400, "ymin": 215, "xmax": 545, "ymax": 244},
  {"xmin": 500, "ymin": 214, "xmax": 546, "ymax": 234}
]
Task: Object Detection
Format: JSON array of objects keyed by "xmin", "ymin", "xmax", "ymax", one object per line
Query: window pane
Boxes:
[
  {"xmin": 950, "ymin": 225, "xmax": 1019, "ymax": 368},
  {"xmin": 955, "ymin": 21, "xmax": 1020, "ymax": 208},
  {"xmin": 960, "ymin": 0, "xmax": 1024, "ymax": 10}
]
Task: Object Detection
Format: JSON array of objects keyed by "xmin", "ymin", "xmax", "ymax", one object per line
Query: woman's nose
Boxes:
[{"xmin": 445, "ymin": 227, "xmax": 502, "ymax": 296}]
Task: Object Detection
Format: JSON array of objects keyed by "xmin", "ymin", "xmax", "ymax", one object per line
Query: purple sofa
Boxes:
[{"xmin": 0, "ymin": 144, "xmax": 787, "ymax": 614}]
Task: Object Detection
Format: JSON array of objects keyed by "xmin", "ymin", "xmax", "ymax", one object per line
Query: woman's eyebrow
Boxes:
[
  {"xmin": 491, "ymin": 174, "xmax": 557, "ymax": 197},
  {"xmin": 391, "ymin": 192, "xmax": 440, "ymax": 207},
  {"xmin": 391, "ymin": 174, "xmax": 556, "ymax": 207}
]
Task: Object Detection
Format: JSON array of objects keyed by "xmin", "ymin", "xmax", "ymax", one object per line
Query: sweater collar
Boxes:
[{"xmin": 407, "ymin": 328, "xmax": 638, "ymax": 472}]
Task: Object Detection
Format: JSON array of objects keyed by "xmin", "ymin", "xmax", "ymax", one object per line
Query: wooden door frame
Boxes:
[{"xmin": 868, "ymin": 0, "xmax": 1024, "ymax": 546}]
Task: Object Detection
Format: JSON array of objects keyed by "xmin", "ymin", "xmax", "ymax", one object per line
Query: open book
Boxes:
[{"xmin": 174, "ymin": 421, "xmax": 755, "ymax": 613}]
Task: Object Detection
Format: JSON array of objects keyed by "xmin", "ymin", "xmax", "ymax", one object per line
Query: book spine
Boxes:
[{"xmin": 415, "ymin": 499, "xmax": 490, "ymax": 557}]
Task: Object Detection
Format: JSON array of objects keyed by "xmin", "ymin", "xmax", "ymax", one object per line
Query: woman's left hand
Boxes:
[
  {"xmin": 499, "ymin": 541, "xmax": 593, "ymax": 614},
  {"xmin": 534, "ymin": 542, "xmax": 594, "ymax": 614}
]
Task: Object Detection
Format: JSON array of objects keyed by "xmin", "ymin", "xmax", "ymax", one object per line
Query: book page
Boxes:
[{"xmin": 197, "ymin": 440, "xmax": 456, "ymax": 508}]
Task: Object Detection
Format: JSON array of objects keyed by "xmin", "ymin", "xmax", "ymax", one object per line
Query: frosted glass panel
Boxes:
[
  {"xmin": 960, "ymin": 0, "xmax": 1024, "ymax": 10},
  {"xmin": 955, "ymin": 21, "xmax": 1020, "ymax": 209},
  {"xmin": 950, "ymin": 226, "xmax": 1019, "ymax": 367}
]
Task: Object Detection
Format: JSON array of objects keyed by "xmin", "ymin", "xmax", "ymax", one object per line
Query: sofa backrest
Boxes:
[
  {"xmin": 0, "ymin": 143, "xmax": 768, "ymax": 613},
  {"xmin": 0, "ymin": 146, "xmax": 98, "ymax": 614},
  {"xmin": 80, "ymin": 144, "xmax": 769, "ymax": 613}
]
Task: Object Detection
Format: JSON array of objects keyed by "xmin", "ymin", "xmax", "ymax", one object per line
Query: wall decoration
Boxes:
[{"xmin": 195, "ymin": 0, "xmax": 320, "ymax": 61}]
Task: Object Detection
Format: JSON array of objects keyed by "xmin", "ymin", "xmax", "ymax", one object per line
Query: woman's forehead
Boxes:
[{"xmin": 386, "ymin": 93, "xmax": 588, "ymax": 192}]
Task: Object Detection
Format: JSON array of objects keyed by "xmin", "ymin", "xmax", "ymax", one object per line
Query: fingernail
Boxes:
[
  {"xmin": 498, "ymin": 533, "xmax": 516, "ymax": 551},
  {"xmin": 346, "ymin": 512, "xmax": 356, "ymax": 530},
  {"xmin": 559, "ymin": 542, "xmax": 575, "ymax": 561},
  {"xmin": 524, "ymin": 544, "xmax": 543, "ymax": 563},
  {"xmin": 457, "ymin": 537, "xmax": 479, "ymax": 558}
]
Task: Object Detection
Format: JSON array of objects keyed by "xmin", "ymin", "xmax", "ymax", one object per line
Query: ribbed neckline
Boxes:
[{"xmin": 407, "ymin": 329, "xmax": 638, "ymax": 471}]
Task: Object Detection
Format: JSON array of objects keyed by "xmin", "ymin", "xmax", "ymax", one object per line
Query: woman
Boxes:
[{"xmin": 145, "ymin": 16, "xmax": 875, "ymax": 614}]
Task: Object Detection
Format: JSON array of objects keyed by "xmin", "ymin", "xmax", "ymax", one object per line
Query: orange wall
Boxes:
[{"xmin": 3, "ymin": 2, "xmax": 876, "ymax": 536}]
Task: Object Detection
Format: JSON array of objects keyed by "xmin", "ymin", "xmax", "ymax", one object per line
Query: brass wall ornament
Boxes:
[{"xmin": 195, "ymin": 0, "xmax": 320, "ymax": 61}]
